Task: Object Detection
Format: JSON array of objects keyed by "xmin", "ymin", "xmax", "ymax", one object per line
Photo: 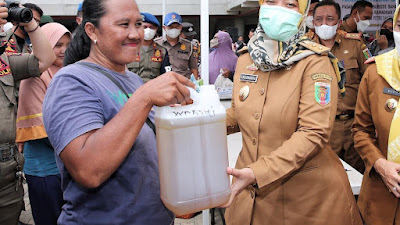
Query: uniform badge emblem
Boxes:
[
  {"xmin": 155, "ymin": 49, "xmax": 161, "ymax": 57},
  {"xmin": 239, "ymin": 86, "xmax": 250, "ymax": 101},
  {"xmin": 180, "ymin": 44, "xmax": 186, "ymax": 51},
  {"xmin": 311, "ymin": 73, "xmax": 332, "ymax": 82},
  {"xmin": 385, "ymin": 98, "xmax": 398, "ymax": 112},
  {"xmin": 315, "ymin": 82, "xmax": 331, "ymax": 106}
]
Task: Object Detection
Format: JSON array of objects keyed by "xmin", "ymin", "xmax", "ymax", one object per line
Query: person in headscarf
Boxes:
[
  {"xmin": 368, "ymin": 18, "xmax": 395, "ymax": 56},
  {"xmin": 221, "ymin": 0, "xmax": 362, "ymax": 224},
  {"xmin": 16, "ymin": 22, "xmax": 70, "ymax": 225},
  {"xmin": 352, "ymin": 5, "xmax": 400, "ymax": 225},
  {"xmin": 208, "ymin": 31, "xmax": 238, "ymax": 84}
]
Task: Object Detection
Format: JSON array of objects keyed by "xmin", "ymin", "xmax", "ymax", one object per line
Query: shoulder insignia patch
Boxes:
[
  {"xmin": 315, "ymin": 82, "xmax": 331, "ymax": 106},
  {"xmin": 299, "ymin": 40, "xmax": 330, "ymax": 55},
  {"xmin": 311, "ymin": 73, "xmax": 332, "ymax": 82},
  {"xmin": 345, "ymin": 33, "xmax": 362, "ymax": 40},
  {"xmin": 362, "ymin": 48, "xmax": 372, "ymax": 60}
]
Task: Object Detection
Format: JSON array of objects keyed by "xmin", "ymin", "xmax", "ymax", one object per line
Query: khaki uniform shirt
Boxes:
[
  {"xmin": 127, "ymin": 43, "xmax": 167, "ymax": 82},
  {"xmin": 154, "ymin": 36, "xmax": 198, "ymax": 78},
  {"xmin": 339, "ymin": 20, "xmax": 356, "ymax": 33},
  {"xmin": 225, "ymin": 51, "xmax": 362, "ymax": 225},
  {"xmin": 308, "ymin": 30, "xmax": 369, "ymax": 114},
  {"xmin": 0, "ymin": 32, "xmax": 40, "ymax": 144},
  {"xmin": 352, "ymin": 63, "xmax": 400, "ymax": 225}
]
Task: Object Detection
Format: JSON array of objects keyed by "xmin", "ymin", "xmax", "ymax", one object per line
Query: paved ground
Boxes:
[{"xmin": 19, "ymin": 182, "xmax": 225, "ymax": 225}]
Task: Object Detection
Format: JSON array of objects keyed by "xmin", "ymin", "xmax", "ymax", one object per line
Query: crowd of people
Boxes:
[{"xmin": 0, "ymin": 0, "xmax": 399, "ymax": 225}]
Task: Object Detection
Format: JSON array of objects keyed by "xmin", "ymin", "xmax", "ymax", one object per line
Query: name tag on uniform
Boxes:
[
  {"xmin": 240, "ymin": 73, "xmax": 258, "ymax": 83},
  {"xmin": 383, "ymin": 87, "xmax": 400, "ymax": 97}
]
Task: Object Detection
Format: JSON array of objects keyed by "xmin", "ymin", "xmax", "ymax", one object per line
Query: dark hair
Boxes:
[
  {"xmin": 22, "ymin": 3, "xmax": 43, "ymax": 17},
  {"xmin": 249, "ymin": 28, "xmax": 255, "ymax": 33},
  {"xmin": 314, "ymin": 0, "xmax": 341, "ymax": 19},
  {"xmin": 64, "ymin": 0, "xmax": 107, "ymax": 66},
  {"xmin": 350, "ymin": 0, "xmax": 373, "ymax": 14}
]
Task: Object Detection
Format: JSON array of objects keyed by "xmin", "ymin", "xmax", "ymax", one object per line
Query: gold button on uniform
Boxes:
[
  {"xmin": 254, "ymin": 113, "xmax": 260, "ymax": 120},
  {"xmin": 251, "ymin": 191, "xmax": 255, "ymax": 198},
  {"xmin": 252, "ymin": 138, "xmax": 257, "ymax": 145},
  {"xmin": 259, "ymin": 88, "xmax": 265, "ymax": 95}
]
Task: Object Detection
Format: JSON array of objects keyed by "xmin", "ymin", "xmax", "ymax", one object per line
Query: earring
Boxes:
[{"xmin": 94, "ymin": 39, "xmax": 97, "ymax": 44}]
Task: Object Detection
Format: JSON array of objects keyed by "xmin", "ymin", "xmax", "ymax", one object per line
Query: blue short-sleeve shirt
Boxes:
[{"xmin": 43, "ymin": 62, "xmax": 174, "ymax": 225}]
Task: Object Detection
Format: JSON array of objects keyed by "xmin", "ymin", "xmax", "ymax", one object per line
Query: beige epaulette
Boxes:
[
  {"xmin": 344, "ymin": 32, "xmax": 362, "ymax": 41},
  {"xmin": 299, "ymin": 40, "xmax": 330, "ymax": 55}
]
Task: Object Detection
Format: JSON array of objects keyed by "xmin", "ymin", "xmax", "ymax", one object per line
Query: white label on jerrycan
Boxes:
[{"xmin": 155, "ymin": 85, "xmax": 231, "ymax": 216}]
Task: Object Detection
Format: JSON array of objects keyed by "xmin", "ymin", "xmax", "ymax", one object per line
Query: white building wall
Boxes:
[{"xmin": 19, "ymin": 0, "xmax": 254, "ymax": 16}]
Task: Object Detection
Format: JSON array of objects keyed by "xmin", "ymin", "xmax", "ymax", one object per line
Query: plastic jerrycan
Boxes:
[{"xmin": 155, "ymin": 85, "xmax": 231, "ymax": 216}]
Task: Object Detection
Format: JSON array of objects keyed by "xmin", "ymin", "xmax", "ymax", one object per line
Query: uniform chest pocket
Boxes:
[
  {"xmin": 343, "ymin": 58, "xmax": 361, "ymax": 84},
  {"xmin": 0, "ymin": 75, "xmax": 16, "ymax": 105},
  {"xmin": 128, "ymin": 62, "xmax": 140, "ymax": 69},
  {"xmin": 177, "ymin": 53, "xmax": 190, "ymax": 61},
  {"xmin": 151, "ymin": 61, "xmax": 162, "ymax": 69}
]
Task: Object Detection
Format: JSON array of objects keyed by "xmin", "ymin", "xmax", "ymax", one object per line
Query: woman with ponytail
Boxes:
[{"xmin": 42, "ymin": 0, "xmax": 194, "ymax": 224}]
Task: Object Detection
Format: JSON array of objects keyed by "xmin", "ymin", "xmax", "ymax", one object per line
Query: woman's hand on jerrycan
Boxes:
[
  {"xmin": 142, "ymin": 72, "xmax": 195, "ymax": 106},
  {"xmin": 220, "ymin": 167, "xmax": 256, "ymax": 208}
]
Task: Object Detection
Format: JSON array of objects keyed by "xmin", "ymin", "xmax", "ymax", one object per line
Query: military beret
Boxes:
[{"xmin": 141, "ymin": 12, "xmax": 160, "ymax": 27}]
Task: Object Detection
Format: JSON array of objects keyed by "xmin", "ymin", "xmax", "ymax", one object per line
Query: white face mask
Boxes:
[
  {"xmin": 354, "ymin": 12, "xmax": 370, "ymax": 32},
  {"xmin": 166, "ymin": 28, "xmax": 181, "ymax": 39},
  {"xmin": 144, "ymin": 28, "xmax": 157, "ymax": 41},
  {"xmin": 394, "ymin": 30, "xmax": 400, "ymax": 56},
  {"xmin": 315, "ymin": 23, "xmax": 338, "ymax": 40},
  {"xmin": 305, "ymin": 16, "xmax": 314, "ymax": 29}
]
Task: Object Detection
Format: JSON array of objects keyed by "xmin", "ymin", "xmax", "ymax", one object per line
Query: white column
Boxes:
[
  {"xmin": 202, "ymin": 0, "xmax": 210, "ymax": 222},
  {"xmin": 200, "ymin": 0, "xmax": 210, "ymax": 85},
  {"xmin": 162, "ymin": 0, "xmax": 166, "ymax": 38}
]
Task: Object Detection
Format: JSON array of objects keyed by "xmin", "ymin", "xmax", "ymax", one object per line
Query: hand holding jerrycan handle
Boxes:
[{"xmin": 155, "ymin": 85, "xmax": 231, "ymax": 216}]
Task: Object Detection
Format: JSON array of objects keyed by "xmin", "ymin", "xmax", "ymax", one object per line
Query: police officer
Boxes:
[
  {"xmin": 155, "ymin": 12, "xmax": 198, "ymax": 79},
  {"xmin": 309, "ymin": 0, "xmax": 369, "ymax": 173},
  {"xmin": 180, "ymin": 22, "xmax": 200, "ymax": 60},
  {"xmin": 0, "ymin": 2, "xmax": 56, "ymax": 224},
  {"xmin": 127, "ymin": 12, "xmax": 168, "ymax": 82}
]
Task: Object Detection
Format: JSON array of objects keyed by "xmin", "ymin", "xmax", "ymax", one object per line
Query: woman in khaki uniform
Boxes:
[
  {"xmin": 222, "ymin": 0, "xmax": 362, "ymax": 224},
  {"xmin": 352, "ymin": 6, "xmax": 400, "ymax": 225}
]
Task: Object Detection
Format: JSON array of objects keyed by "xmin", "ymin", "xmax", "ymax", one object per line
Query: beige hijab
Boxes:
[{"xmin": 16, "ymin": 23, "xmax": 70, "ymax": 142}]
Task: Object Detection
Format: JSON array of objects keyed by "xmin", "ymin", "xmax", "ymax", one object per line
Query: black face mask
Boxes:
[{"xmin": 380, "ymin": 29, "xmax": 394, "ymax": 42}]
